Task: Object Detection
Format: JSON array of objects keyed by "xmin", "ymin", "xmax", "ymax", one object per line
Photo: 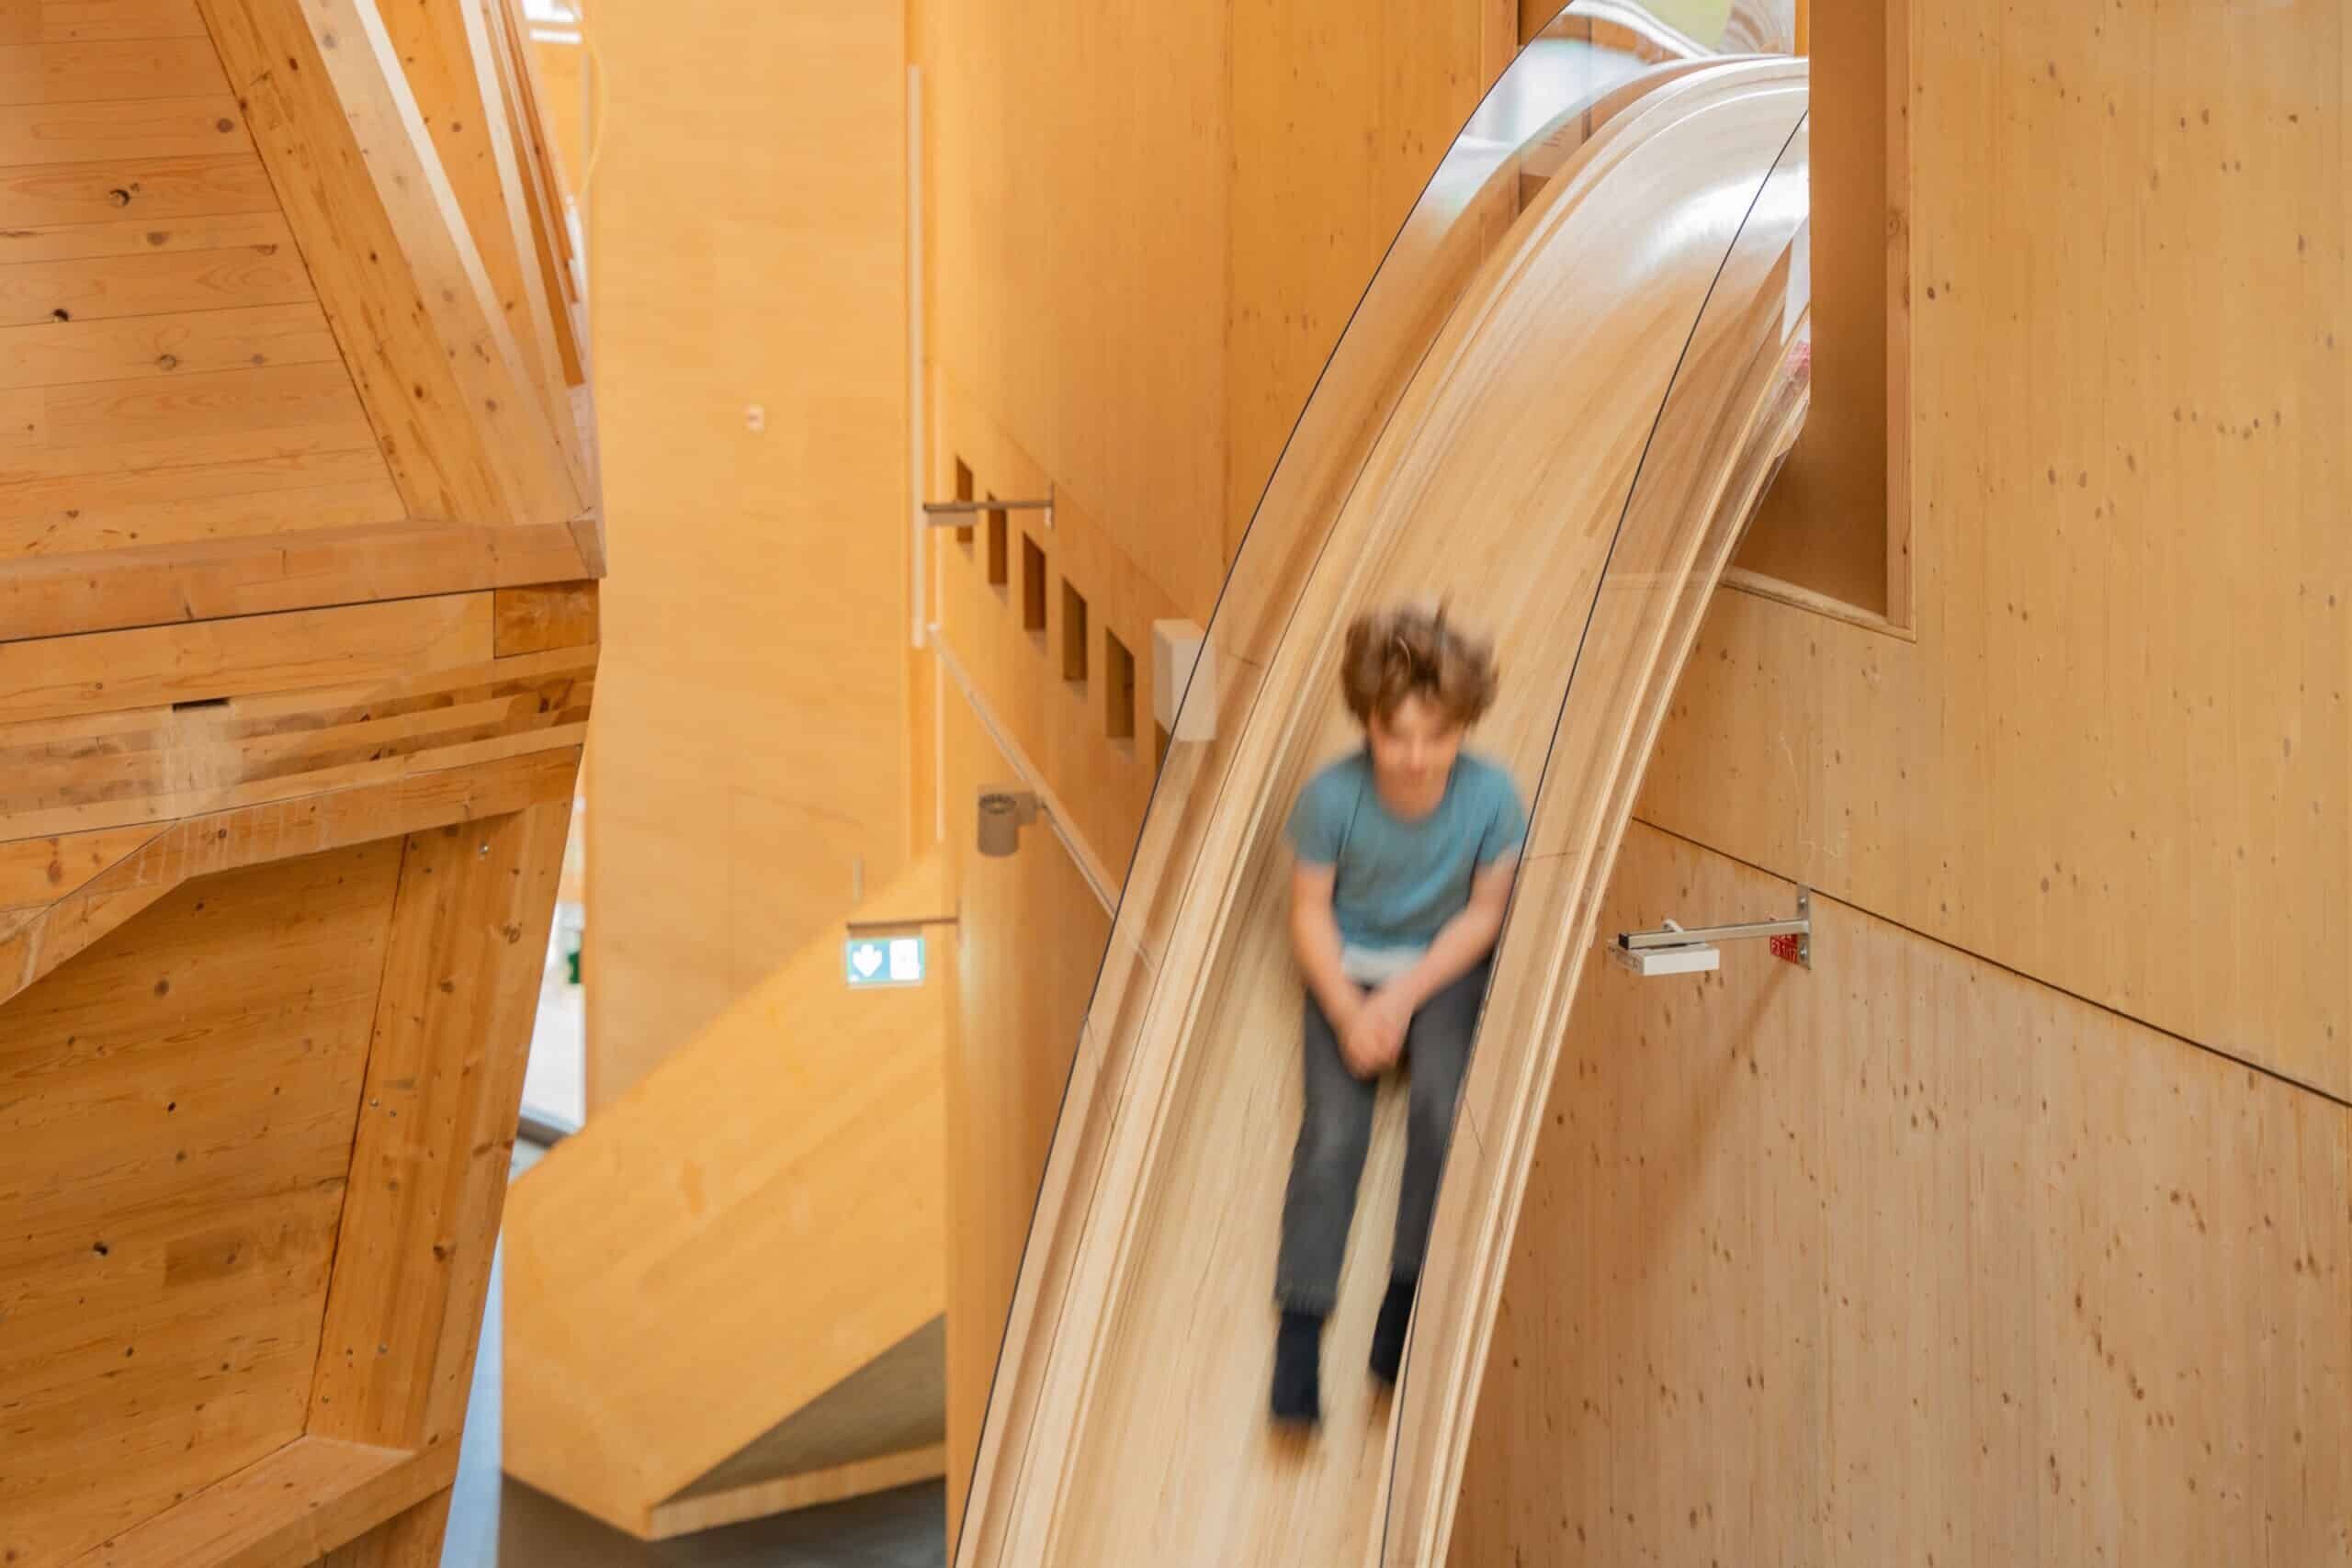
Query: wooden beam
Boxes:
[
  {"xmin": 0, "ymin": 743, "xmax": 578, "ymax": 1007},
  {"xmin": 307, "ymin": 799, "xmax": 572, "ymax": 1453},
  {"xmin": 0, "ymin": 518, "xmax": 592, "ymax": 643},
  {"xmin": 318, "ymin": 1489, "xmax": 454, "ymax": 1567},
  {"xmin": 195, "ymin": 0, "xmax": 582, "ymax": 527},
  {"xmin": 0, "ymin": 592, "xmax": 491, "ymax": 725},
  {"xmin": 375, "ymin": 0, "xmax": 582, "ymax": 489},
  {"xmin": 62, "ymin": 1438, "xmax": 457, "ymax": 1568},
  {"xmin": 492, "ymin": 579, "xmax": 596, "ymax": 655}
]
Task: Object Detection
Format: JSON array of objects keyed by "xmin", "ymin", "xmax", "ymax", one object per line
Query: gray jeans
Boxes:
[{"xmin": 1274, "ymin": 960, "xmax": 1490, "ymax": 1315}]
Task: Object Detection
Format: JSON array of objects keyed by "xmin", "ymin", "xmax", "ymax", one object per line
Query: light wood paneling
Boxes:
[
  {"xmin": 931, "ymin": 375, "xmax": 1177, "ymax": 884},
  {"xmin": 317, "ymin": 1487, "xmax": 456, "ymax": 1568},
  {"xmin": 939, "ymin": 683, "xmax": 1110, "ymax": 1553},
  {"xmin": 196, "ymin": 0, "xmax": 582, "ymax": 528},
  {"xmin": 1453, "ymin": 824, "xmax": 2351, "ymax": 1567},
  {"xmin": 0, "ymin": 0, "xmax": 407, "ymax": 571},
  {"xmin": 0, "ymin": 842, "xmax": 403, "ymax": 1567},
  {"xmin": 0, "ymin": 519, "xmax": 588, "ymax": 642},
  {"xmin": 310, "ymin": 804, "xmax": 572, "ymax": 1454},
  {"xmin": 924, "ymin": 0, "xmax": 1513, "ymax": 890},
  {"xmin": 492, "ymin": 579, "xmax": 597, "ymax": 656},
  {"xmin": 65, "ymin": 1439, "xmax": 456, "ymax": 1568},
  {"xmin": 1730, "ymin": 0, "xmax": 1900, "ymax": 616},
  {"xmin": 922, "ymin": 0, "xmax": 1231, "ymax": 623},
  {"xmin": 1226, "ymin": 0, "xmax": 1517, "ymax": 561},
  {"xmin": 504, "ymin": 855, "xmax": 947, "ymax": 1537},
  {"xmin": 1640, "ymin": 0, "xmax": 2350, "ymax": 1095},
  {"xmin": 582, "ymin": 0, "xmax": 907, "ymax": 1107}
]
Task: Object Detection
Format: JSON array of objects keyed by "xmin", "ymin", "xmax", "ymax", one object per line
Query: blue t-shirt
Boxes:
[{"xmin": 1285, "ymin": 748, "xmax": 1528, "ymax": 953}]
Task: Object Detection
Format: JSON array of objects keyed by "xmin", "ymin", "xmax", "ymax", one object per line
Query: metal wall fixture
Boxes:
[
  {"xmin": 1608, "ymin": 886, "xmax": 1813, "ymax": 977},
  {"xmin": 925, "ymin": 483, "xmax": 1055, "ymax": 528},
  {"xmin": 977, "ymin": 787, "xmax": 1042, "ymax": 858}
]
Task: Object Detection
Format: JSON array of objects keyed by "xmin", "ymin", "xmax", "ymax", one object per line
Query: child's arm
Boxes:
[
  {"xmin": 1289, "ymin": 860, "xmax": 1365, "ymax": 1032},
  {"xmin": 1370, "ymin": 852, "xmax": 1518, "ymax": 1018}
]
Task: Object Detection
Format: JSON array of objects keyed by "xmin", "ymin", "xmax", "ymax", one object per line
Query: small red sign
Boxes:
[{"xmin": 1769, "ymin": 932, "xmax": 1803, "ymax": 965}]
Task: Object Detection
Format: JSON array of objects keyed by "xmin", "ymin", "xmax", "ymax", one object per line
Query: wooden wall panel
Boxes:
[
  {"xmin": 938, "ymin": 686, "xmax": 1110, "ymax": 1553},
  {"xmin": 582, "ymin": 0, "xmax": 909, "ymax": 1108},
  {"xmin": 1729, "ymin": 0, "xmax": 1897, "ymax": 615},
  {"xmin": 0, "ymin": 0, "xmax": 403, "ymax": 569},
  {"xmin": 0, "ymin": 841, "xmax": 402, "ymax": 1567},
  {"xmin": 922, "ymin": 0, "xmax": 1231, "ymax": 624},
  {"xmin": 1452, "ymin": 824, "xmax": 2350, "ymax": 1567},
  {"xmin": 1226, "ymin": 0, "xmax": 1516, "ymax": 562},
  {"xmin": 923, "ymin": 0, "xmax": 1513, "ymax": 884},
  {"xmin": 1640, "ymin": 0, "xmax": 2349, "ymax": 1094}
]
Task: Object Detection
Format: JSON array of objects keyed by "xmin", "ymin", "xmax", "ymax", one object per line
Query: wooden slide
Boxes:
[{"xmin": 954, "ymin": 27, "xmax": 1813, "ymax": 1568}]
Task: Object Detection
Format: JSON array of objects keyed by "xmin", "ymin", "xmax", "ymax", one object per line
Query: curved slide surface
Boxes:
[{"xmin": 956, "ymin": 17, "xmax": 1813, "ymax": 1567}]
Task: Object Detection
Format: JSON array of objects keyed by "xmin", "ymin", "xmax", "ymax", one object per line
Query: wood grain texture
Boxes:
[
  {"xmin": 63, "ymin": 1439, "xmax": 457, "ymax": 1568},
  {"xmin": 0, "ymin": 518, "xmax": 586, "ymax": 642},
  {"xmin": 0, "ymin": 152, "xmax": 275, "ymax": 226},
  {"xmin": 0, "ymin": 592, "xmax": 492, "ymax": 726},
  {"xmin": 938, "ymin": 685, "xmax": 1109, "ymax": 1553},
  {"xmin": 922, "ymin": 0, "xmax": 1230, "ymax": 620},
  {"xmin": 0, "ymin": 36, "xmax": 228, "ymax": 103},
  {"xmin": 316, "ymin": 1485, "xmax": 455, "ymax": 1568},
  {"xmin": 492, "ymin": 579, "xmax": 595, "ymax": 656},
  {"xmin": 309, "ymin": 801, "xmax": 572, "ymax": 1454},
  {"xmin": 0, "ymin": 842, "xmax": 403, "ymax": 1566},
  {"xmin": 581, "ymin": 0, "xmax": 902, "ymax": 1106},
  {"xmin": 953, "ymin": 55, "xmax": 1811, "ymax": 1568},
  {"xmin": 503, "ymin": 854, "xmax": 946, "ymax": 1537},
  {"xmin": 1729, "ymin": 0, "xmax": 1900, "ymax": 616},
  {"xmin": 1638, "ymin": 0, "xmax": 2351, "ymax": 1097},
  {"xmin": 195, "ymin": 0, "xmax": 583, "ymax": 527},
  {"xmin": 37, "ymin": 0, "xmax": 209, "ymax": 44},
  {"xmin": 1452, "ymin": 825, "xmax": 2351, "ymax": 1568},
  {"xmin": 0, "ymin": 248, "xmax": 314, "ymax": 328},
  {"xmin": 1225, "ymin": 0, "xmax": 1516, "ymax": 562},
  {"xmin": 0, "ymin": 742, "xmax": 582, "ymax": 1007},
  {"xmin": 376, "ymin": 0, "xmax": 582, "ymax": 488}
]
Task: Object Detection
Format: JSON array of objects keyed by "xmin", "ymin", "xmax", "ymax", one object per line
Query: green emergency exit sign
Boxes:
[{"xmin": 844, "ymin": 934, "xmax": 925, "ymax": 989}]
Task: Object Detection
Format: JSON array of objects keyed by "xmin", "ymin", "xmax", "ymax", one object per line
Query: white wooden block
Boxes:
[{"xmin": 1152, "ymin": 619, "xmax": 1215, "ymax": 741}]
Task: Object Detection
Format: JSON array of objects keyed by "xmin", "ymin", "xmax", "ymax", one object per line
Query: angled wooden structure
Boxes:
[
  {"xmin": 951, "ymin": 40, "xmax": 1816, "ymax": 1568},
  {"xmin": 501, "ymin": 854, "xmax": 950, "ymax": 1539},
  {"xmin": 0, "ymin": 0, "xmax": 597, "ymax": 1562}
]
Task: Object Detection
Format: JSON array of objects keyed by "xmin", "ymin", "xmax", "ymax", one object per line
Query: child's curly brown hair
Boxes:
[{"xmin": 1339, "ymin": 600, "xmax": 1499, "ymax": 728}]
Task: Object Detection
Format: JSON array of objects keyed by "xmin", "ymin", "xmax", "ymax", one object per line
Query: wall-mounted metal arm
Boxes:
[
  {"xmin": 1610, "ymin": 886, "xmax": 1812, "ymax": 975},
  {"xmin": 923, "ymin": 483, "xmax": 1055, "ymax": 525}
]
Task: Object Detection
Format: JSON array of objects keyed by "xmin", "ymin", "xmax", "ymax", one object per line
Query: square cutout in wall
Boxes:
[
  {"xmin": 951, "ymin": 457, "xmax": 975, "ymax": 550},
  {"xmin": 1022, "ymin": 536, "xmax": 1046, "ymax": 645},
  {"xmin": 986, "ymin": 499, "xmax": 1008, "ymax": 592},
  {"xmin": 1061, "ymin": 582, "xmax": 1089, "ymax": 688},
  {"xmin": 1104, "ymin": 628, "xmax": 1136, "ymax": 752}
]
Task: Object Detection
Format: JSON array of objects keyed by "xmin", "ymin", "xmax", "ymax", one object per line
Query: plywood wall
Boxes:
[
  {"xmin": 920, "ymin": 0, "xmax": 1513, "ymax": 881},
  {"xmin": 1639, "ymin": 0, "xmax": 2349, "ymax": 1097},
  {"xmin": 0, "ymin": 843, "xmax": 401, "ymax": 1566},
  {"xmin": 938, "ymin": 688, "xmax": 1110, "ymax": 1551},
  {"xmin": 1452, "ymin": 824, "xmax": 2350, "ymax": 1566},
  {"xmin": 0, "ymin": 0, "xmax": 401, "ymax": 562},
  {"xmin": 582, "ymin": 0, "xmax": 910, "ymax": 1107}
]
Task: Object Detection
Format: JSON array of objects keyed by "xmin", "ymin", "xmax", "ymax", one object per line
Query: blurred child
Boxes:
[{"xmin": 1272, "ymin": 602, "xmax": 1526, "ymax": 1425}]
